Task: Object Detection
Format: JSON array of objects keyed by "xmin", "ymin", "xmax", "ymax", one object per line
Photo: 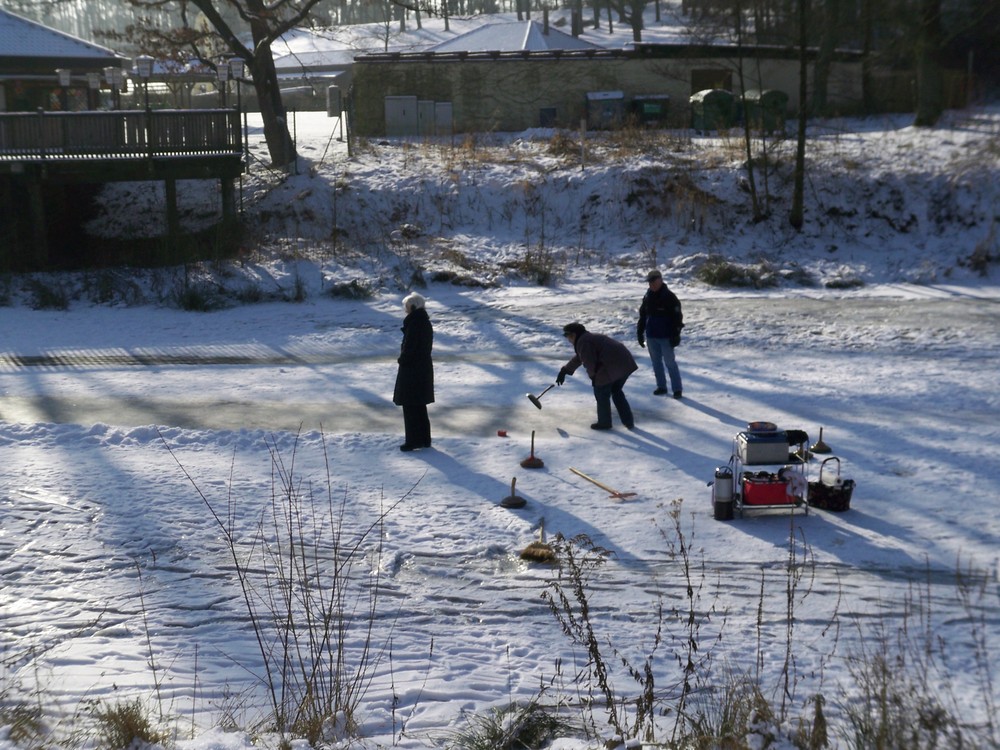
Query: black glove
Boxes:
[
  {"xmin": 637, "ymin": 334, "xmax": 646, "ymax": 348},
  {"xmin": 556, "ymin": 368, "xmax": 568, "ymax": 386}
]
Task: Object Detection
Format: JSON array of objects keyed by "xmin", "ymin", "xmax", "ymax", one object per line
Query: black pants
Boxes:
[
  {"xmin": 593, "ymin": 375, "xmax": 634, "ymax": 428},
  {"xmin": 402, "ymin": 404, "xmax": 431, "ymax": 447}
]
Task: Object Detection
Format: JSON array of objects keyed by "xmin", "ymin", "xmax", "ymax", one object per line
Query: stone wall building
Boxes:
[{"xmin": 350, "ymin": 44, "xmax": 865, "ymax": 136}]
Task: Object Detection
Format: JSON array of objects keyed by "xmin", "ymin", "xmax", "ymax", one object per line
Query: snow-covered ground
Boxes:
[{"xmin": 1, "ymin": 95, "xmax": 999, "ymax": 748}]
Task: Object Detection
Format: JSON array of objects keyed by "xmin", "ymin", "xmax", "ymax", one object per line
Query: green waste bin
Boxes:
[
  {"xmin": 630, "ymin": 94, "xmax": 670, "ymax": 126},
  {"xmin": 689, "ymin": 89, "xmax": 735, "ymax": 132},
  {"xmin": 586, "ymin": 91, "xmax": 625, "ymax": 130},
  {"xmin": 743, "ymin": 89, "xmax": 788, "ymax": 133}
]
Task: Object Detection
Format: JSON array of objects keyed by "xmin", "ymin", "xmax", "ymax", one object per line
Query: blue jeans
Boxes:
[
  {"xmin": 647, "ymin": 336, "xmax": 682, "ymax": 393},
  {"xmin": 593, "ymin": 375, "xmax": 634, "ymax": 428}
]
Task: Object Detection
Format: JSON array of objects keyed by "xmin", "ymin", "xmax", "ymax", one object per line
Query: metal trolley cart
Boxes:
[{"xmin": 713, "ymin": 423, "xmax": 809, "ymax": 520}]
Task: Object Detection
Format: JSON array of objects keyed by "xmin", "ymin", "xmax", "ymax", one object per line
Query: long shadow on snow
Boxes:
[{"xmin": 404, "ymin": 447, "xmax": 651, "ymax": 571}]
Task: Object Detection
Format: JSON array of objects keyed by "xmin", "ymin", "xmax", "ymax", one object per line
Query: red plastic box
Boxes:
[{"xmin": 742, "ymin": 475, "xmax": 793, "ymax": 505}]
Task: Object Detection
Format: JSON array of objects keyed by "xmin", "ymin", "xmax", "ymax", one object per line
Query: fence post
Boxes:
[{"xmin": 146, "ymin": 108, "xmax": 154, "ymax": 166}]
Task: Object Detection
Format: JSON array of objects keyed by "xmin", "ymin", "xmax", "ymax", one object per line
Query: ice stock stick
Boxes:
[{"xmin": 569, "ymin": 467, "xmax": 637, "ymax": 500}]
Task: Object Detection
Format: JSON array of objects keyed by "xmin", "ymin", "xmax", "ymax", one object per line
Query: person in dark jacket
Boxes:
[
  {"xmin": 636, "ymin": 269, "xmax": 684, "ymax": 398},
  {"xmin": 393, "ymin": 292, "xmax": 434, "ymax": 451},
  {"xmin": 556, "ymin": 322, "xmax": 638, "ymax": 430}
]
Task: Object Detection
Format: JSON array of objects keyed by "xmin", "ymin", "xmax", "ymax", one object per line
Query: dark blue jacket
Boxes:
[{"xmin": 637, "ymin": 284, "xmax": 683, "ymax": 343}]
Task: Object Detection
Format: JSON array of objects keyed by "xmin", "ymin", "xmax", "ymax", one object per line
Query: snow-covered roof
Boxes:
[
  {"xmin": 428, "ymin": 19, "xmax": 603, "ymax": 53},
  {"xmin": 273, "ymin": 48, "xmax": 358, "ymax": 73},
  {"xmin": 0, "ymin": 7, "xmax": 121, "ymax": 62}
]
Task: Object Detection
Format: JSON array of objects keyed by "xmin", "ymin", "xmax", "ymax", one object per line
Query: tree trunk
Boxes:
[
  {"xmin": 734, "ymin": 0, "xmax": 763, "ymax": 223},
  {"xmin": 630, "ymin": 0, "xmax": 645, "ymax": 42},
  {"xmin": 246, "ymin": 10, "xmax": 296, "ymax": 168},
  {"xmin": 812, "ymin": 0, "xmax": 839, "ymax": 115},
  {"xmin": 861, "ymin": 0, "xmax": 874, "ymax": 114},
  {"xmin": 181, "ymin": 0, "xmax": 299, "ymax": 169},
  {"xmin": 914, "ymin": 0, "xmax": 944, "ymax": 126},
  {"xmin": 789, "ymin": 0, "xmax": 808, "ymax": 230}
]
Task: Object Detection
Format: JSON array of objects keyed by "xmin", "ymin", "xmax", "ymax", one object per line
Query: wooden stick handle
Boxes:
[{"xmin": 569, "ymin": 466, "xmax": 616, "ymax": 494}]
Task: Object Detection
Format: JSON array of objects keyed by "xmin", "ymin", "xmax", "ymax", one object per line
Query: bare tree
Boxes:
[
  {"xmin": 733, "ymin": 0, "xmax": 765, "ymax": 223},
  {"xmin": 913, "ymin": 0, "xmax": 944, "ymax": 125},
  {"xmin": 861, "ymin": 0, "xmax": 990, "ymax": 125},
  {"xmin": 370, "ymin": 0, "xmax": 405, "ymax": 50},
  {"xmin": 789, "ymin": 0, "xmax": 808, "ymax": 229},
  {"xmin": 114, "ymin": 0, "xmax": 334, "ymax": 169},
  {"xmin": 617, "ymin": 0, "xmax": 648, "ymax": 42},
  {"xmin": 684, "ymin": 0, "xmax": 779, "ymax": 222},
  {"xmin": 811, "ymin": 0, "xmax": 839, "ymax": 114}
]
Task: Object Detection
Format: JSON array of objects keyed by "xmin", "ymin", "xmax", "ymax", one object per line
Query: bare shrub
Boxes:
[
  {"xmin": 85, "ymin": 697, "xmax": 168, "ymax": 749},
  {"xmin": 546, "ymin": 130, "xmax": 581, "ymax": 159},
  {"xmin": 962, "ymin": 227, "xmax": 997, "ymax": 277},
  {"xmin": 839, "ymin": 564, "xmax": 997, "ymax": 749},
  {"xmin": 162, "ymin": 432, "xmax": 401, "ymax": 747},
  {"xmin": 695, "ymin": 255, "xmax": 780, "ymax": 288},
  {"xmin": 509, "ymin": 243, "xmax": 561, "ymax": 286},
  {"xmin": 446, "ymin": 697, "xmax": 578, "ymax": 750},
  {"xmin": 25, "ymin": 277, "xmax": 70, "ymax": 310},
  {"xmin": 328, "ymin": 278, "xmax": 376, "ymax": 299},
  {"xmin": 0, "ymin": 702, "xmax": 45, "ymax": 747}
]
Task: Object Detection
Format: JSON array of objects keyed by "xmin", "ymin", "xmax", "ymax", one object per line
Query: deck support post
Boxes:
[
  {"xmin": 165, "ymin": 177, "xmax": 180, "ymax": 255},
  {"xmin": 27, "ymin": 176, "xmax": 48, "ymax": 266}
]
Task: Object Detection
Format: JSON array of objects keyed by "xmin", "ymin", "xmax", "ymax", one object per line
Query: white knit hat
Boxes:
[{"xmin": 403, "ymin": 292, "xmax": 426, "ymax": 311}]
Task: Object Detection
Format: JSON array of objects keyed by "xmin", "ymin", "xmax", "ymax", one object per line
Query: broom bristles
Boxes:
[
  {"xmin": 519, "ymin": 541, "xmax": 555, "ymax": 563},
  {"xmin": 519, "ymin": 519, "xmax": 555, "ymax": 562}
]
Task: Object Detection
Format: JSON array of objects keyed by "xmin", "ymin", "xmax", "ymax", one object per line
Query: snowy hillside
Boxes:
[{"xmin": 72, "ymin": 103, "xmax": 1000, "ymax": 312}]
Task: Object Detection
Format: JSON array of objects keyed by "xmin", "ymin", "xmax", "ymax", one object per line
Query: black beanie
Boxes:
[{"xmin": 562, "ymin": 322, "xmax": 587, "ymax": 337}]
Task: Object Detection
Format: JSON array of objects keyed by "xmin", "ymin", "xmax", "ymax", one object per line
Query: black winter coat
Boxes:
[
  {"xmin": 393, "ymin": 307, "xmax": 435, "ymax": 406},
  {"xmin": 637, "ymin": 284, "xmax": 684, "ymax": 344}
]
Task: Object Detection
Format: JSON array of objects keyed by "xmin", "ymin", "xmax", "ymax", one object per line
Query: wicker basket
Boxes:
[{"xmin": 807, "ymin": 457, "xmax": 854, "ymax": 512}]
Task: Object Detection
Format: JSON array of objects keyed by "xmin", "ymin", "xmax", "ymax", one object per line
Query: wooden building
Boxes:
[
  {"xmin": 0, "ymin": 7, "xmax": 127, "ymax": 113},
  {"xmin": 0, "ymin": 8, "xmax": 244, "ymax": 271}
]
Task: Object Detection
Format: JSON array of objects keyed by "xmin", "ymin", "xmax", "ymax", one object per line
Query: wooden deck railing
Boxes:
[{"xmin": 0, "ymin": 109, "xmax": 243, "ymax": 159}]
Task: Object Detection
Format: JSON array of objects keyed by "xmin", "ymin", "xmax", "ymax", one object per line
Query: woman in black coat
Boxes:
[{"xmin": 393, "ymin": 292, "xmax": 434, "ymax": 451}]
